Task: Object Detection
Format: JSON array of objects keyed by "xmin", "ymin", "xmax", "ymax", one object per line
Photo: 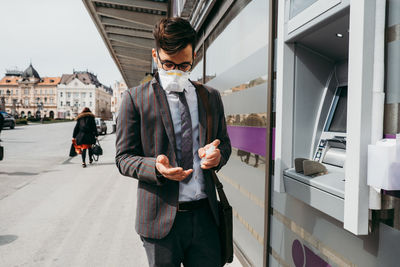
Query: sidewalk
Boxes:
[
  {"xmin": 0, "ymin": 131, "xmax": 242, "ymax": 267},
  {"xmin": 0, "ymin": 133, "xmax": 148, "ymax": 266}
]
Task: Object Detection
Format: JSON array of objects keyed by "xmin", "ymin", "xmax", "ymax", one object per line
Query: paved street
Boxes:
[
  {"xmin": 0, "ymin": 122, "xmax": 242, "ymax": 267},
  {"xmin": 0, "ymin": 122, "xmax": 148, "ymax": 267}
]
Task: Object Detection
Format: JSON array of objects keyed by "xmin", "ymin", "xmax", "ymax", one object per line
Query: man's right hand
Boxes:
[{"xmin": 156, "ymin": 155, "xmax": 193, "ymax": 181}]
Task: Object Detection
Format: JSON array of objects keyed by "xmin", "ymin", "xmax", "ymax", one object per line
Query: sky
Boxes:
[{"xmin": 0, "ymin": 0, "xmax": 122, "ymax": 87}]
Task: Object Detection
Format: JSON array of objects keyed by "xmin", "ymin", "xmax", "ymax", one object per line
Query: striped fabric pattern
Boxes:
[{"xmin": 115, "ymin": 76, "xmax": 232, "ymax": 239}]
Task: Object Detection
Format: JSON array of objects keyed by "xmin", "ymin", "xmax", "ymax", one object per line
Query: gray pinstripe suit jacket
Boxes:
[{"xmin": 115, "ymin": 76, "xmax": 231, "ymax": 239}]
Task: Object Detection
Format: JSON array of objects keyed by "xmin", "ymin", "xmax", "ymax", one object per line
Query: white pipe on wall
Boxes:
[{"xmin": 369, "ymin": 0, "xmax": 386, "ymax": 210}]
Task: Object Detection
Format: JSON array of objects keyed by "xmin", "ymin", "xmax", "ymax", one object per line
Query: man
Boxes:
[{"xmin": 115, "ymin": 17, "xmax": 231, "ymax": 267}]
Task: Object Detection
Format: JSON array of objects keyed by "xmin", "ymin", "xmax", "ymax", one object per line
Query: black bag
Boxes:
[
  {"xmin": 69, "ymin": 143, "xmax": 77, "ymax": 157},
  {"xmin": 213, "ymin": 172, "xmax": 234, "ymax": 264},
  {"xmin": 194, "ymin": 81, "xmax": 234, "ymax": 265},
  {"xmin": 0, "ymin": 145, "xmax": 3, "ymax": 161},
  {"xmin": 92, "ymin": 140, "xmax": 103, "ymax": 156}
]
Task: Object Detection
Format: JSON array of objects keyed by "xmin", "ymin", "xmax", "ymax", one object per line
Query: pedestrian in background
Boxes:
[{"xmin": 73, "ymin": 107, "xmax": 98, "ymax": 168}]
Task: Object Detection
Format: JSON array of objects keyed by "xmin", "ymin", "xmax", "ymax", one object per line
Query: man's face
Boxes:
[{"xmin": 152, "ymin": 45, "xmax": 196, "ymax": 72}]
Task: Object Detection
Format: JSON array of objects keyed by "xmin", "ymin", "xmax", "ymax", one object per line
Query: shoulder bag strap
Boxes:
[{"xmin": 191, "ymin": 81, "xmax": 230, "ymax": 206}]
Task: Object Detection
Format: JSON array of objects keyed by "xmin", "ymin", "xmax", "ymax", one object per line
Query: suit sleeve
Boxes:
[
  {"xmin": 115, "ymin": 89, "xmax": 165, "ymax": 185},
  {"xmin": 213, "ymin": 90, "xmax": 231, "ymax": 172}
]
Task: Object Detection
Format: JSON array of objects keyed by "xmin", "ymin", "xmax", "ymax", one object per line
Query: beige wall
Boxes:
[{"xmin": 0, "ymin": 81, "xmax": 58, "ymax": 118}]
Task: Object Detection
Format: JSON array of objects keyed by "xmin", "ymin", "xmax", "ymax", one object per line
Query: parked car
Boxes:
[
  {"xmin": 95, "ymin": 117, "xmax": 107, "ymax": 135},
  {"xmin": 1, "ymin": 112, "xmax": 15, "ymax": 129}
]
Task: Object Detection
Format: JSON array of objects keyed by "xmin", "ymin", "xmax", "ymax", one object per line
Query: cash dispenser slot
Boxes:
[{"xmin": 318, "ymin": 138, "xmax": 346, "ymax": 168}]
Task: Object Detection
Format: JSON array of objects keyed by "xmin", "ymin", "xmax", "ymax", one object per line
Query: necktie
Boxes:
[{"xmin": 176, "ymin": 91, "xmax": 193, "ymax": 183}]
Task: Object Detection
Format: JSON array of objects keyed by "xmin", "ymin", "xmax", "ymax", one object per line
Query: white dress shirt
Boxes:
[{"xmin": 160, "ymin": 79, "xmax": 207, "ymax": 202}]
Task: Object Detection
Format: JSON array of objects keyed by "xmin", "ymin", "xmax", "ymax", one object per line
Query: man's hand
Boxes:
[
  {"xmin": 198, "ymin": 139, "xmax": 221, "ymax": 169},
  {"xmin": 156, "ymin": 155, "xmax": 193, "ymax": 181}
]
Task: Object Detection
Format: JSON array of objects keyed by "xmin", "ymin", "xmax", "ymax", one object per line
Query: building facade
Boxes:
[
  {"xmin": 0, "ymin": 64, "xmax": 59, "ymax": 118},
  {"xmin": 111, "ymin": 80, "xmax": 127, "ymax": 122},
  {"xmin": 57, "ymin": 71, "xmax": 112, "ymax": 119}
]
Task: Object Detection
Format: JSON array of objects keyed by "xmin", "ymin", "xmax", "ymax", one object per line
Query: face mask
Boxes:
[{"xmin": 158, "ymin": 68, "xmax": 190, "ymax": 92}]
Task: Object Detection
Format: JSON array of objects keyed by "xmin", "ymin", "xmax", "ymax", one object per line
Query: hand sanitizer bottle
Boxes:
[{"xmin": 201, "ymin": 145, "xmax": 215, "ymax": 165}]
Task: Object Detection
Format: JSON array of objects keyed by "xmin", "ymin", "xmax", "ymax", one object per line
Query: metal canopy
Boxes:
[{"xmin": 83, "ymin": 0, "xmax": 168, "ymax": 87}]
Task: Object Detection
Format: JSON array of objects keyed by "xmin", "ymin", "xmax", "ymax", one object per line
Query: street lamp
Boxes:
[
  {"xmin": 36, "ymin": 98, "xmax": 43, "ymax": 119},
  {"xmin": 15, "ymin": 101, "xmax": 21, "ymax": 118},
  {"xmin": 12, "ymin": 99, "xmax": 17, "ymax": 117}
]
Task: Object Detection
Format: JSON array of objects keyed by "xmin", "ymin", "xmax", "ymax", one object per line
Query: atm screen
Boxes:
[{"xmin": 327, "ymin": 86, "xmax": 347, "ymax": 133}]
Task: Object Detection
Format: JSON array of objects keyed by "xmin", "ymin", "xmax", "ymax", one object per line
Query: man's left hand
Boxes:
[{"xmin": 198, "ymin": 139, "xmax": 221, "ymax": 169}]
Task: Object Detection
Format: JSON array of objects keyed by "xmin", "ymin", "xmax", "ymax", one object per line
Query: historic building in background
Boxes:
[
  {"xmin": 0, "ymin": 64, "xmax": 60, "ymax": 118},
  {"xmin": 111, "ymin": 80, "xmax": 127, "ymax": 122},
  {"xmin": 57, "ymin": 71, "xmax": 112, "ymax": 119}
]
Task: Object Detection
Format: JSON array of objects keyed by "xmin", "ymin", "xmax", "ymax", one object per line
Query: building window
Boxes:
[
  {"xmin": 16, "ymin": 89, "xmax": 18, "ymax": 95},
  {"xmin": 74, "ymin": 93, "xmax": 79, "ymax": 98},
  {"xmin": 89, "ymin": 92, "xmax": 92, "ymax": 98},
  {"xmin": 89, "ymin": 102, "xmax": 92, "ymax": 107},
  {"xmin": 60, "ymin": 101, "xmax": 63, "ymax": 106},
  {"xmin": 82, "ymin": 92, "xmax": 86, "ymax": 98},
  {"xmin": 67, "ymin": 92, "xmax": 71, "ymax": 98},
  {"xmin": 24, "ymin": 99, "xmax": 29, "ymax": 106},
  {"xmin": 60, "ymin": 92, "xmax": 63, "ymax": 97},
  {"xmin": 6, "ymin": 90, "xmax": 10, "ymax": 95},
  {"xmin": 82, "ymin": 102, "xmax": 86, "ymax": 107},
  {"xmin": 66, "ymin": 101, "xmax": 70, "ymax": 106},
  {"xmin": 45, "ymin": 97, "xmax": 47, "ymax": 103},
  {"xmin": 24, "ymin": 89, "xmax": 29, "ymax": 95}
]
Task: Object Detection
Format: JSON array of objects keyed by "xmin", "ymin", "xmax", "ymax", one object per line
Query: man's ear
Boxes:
[{"xmin": 152, "ymin": 48, "xmax": 157, "ymax": 62}]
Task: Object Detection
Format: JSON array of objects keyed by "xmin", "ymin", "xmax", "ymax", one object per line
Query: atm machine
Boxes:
[
  {"xmin": 283, "ymin": 64, "xmax": 348, "ymax": 222},
  {"xmin": 275, "ymin": 0, "xmax": 385, "ymax": 236}
]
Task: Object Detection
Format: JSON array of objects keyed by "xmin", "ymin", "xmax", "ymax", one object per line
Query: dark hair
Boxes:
[
  {"xmin": 153, "ymin": 17, "xmax": 196, "ymax": 55},
  {"xmin": 82, "ymin": 107, "xmax": 91, "ymax": 113}
]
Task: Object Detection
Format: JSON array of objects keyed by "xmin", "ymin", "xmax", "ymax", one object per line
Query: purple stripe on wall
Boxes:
[{"xmin": 227, "ymin": 126, "xmax": 275, "ymax": 159}]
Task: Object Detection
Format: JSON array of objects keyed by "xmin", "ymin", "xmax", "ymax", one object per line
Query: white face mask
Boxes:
[{"xmin": 158, "ymin": 68, "xmax": 190, "ymax": 92}]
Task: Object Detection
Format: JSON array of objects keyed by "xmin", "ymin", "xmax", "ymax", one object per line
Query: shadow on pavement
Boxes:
[
  {"xmin": 0, "ymin": 171, "xmax": 39, "ymax": 176},
  {"xmin": 92, "ymin": 162, "xmax": 116, "ymax": 166},
  {"xmin": 1, "ymin": 140, "xmax": 35, "ymax": 143},
  {"xmin": 0, "ymin": 235, "xmax": 18, "ymax": 246},
  {"xmin": 2, "ymin": 127, "xmax": 24, "ymax": 131}
]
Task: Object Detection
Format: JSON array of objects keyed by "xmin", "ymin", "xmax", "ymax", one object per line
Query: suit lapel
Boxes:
[{"xmin": 152, "ymin": 78, "xmax": 178, "ymax": 160}]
